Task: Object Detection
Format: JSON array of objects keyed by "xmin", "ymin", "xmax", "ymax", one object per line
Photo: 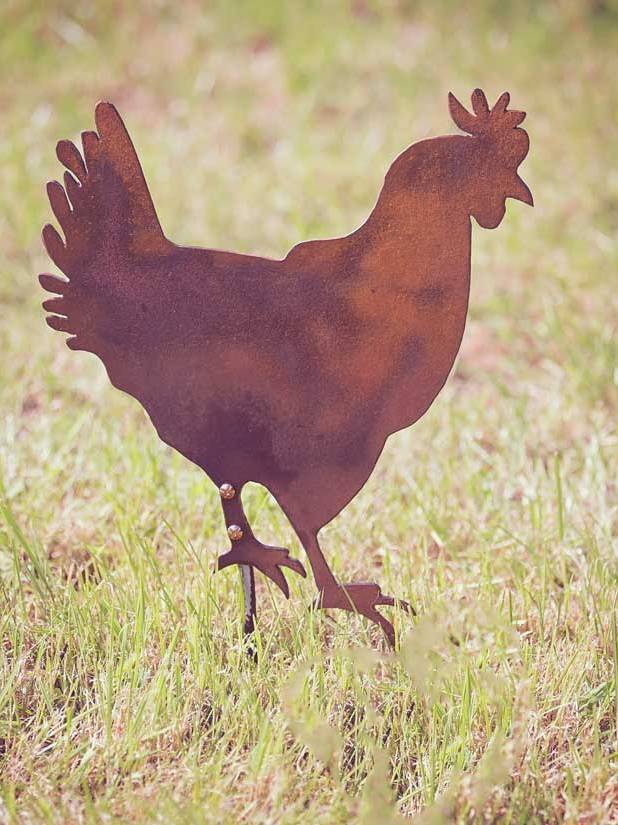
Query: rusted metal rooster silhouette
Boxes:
[{"xmin": 40, "ymin": 89, "xmax": 532, "ymax": 646}]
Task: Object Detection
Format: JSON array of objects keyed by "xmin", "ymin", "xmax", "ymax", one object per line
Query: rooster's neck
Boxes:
[{"xmin": 355, "ymin": 174, "xmax": 472, "ymax": 286}]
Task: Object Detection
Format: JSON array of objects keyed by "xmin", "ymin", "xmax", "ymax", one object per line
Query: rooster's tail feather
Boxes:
[{"xmin": 40, "ymin": 102, "xmax": 172, "ymax": 352}]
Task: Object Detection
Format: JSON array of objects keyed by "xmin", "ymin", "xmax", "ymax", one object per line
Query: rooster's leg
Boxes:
[
  {"xmin": 215, "ymin": 483, "xmax": 307, "ymax": 636},
  {"xmin": 298, "ymin": 530, "xmax": 413, "ymax": 648}
]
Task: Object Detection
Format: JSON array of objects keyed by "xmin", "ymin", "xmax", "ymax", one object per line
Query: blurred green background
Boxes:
[
  {"xmin": 1, "ymin": 1, "xmax": 617, "ymax": 823},
  {"xmin": 1, "ymin": 0, "xmax": 617, "ymax": 407}
]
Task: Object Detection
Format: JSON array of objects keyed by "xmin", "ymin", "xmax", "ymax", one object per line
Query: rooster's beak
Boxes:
[{"xmin": 508, "ymin": 174, "xmax": 533, "ymax": 206}]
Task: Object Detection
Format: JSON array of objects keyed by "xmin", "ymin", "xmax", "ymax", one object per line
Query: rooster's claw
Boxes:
[
  {"xmin": 316, "ymin": 582, "xmax": 414, "ymax": 647},
  {"xmin": 216, "ymin": 542, "xmax": 306, "ymax": 599}
]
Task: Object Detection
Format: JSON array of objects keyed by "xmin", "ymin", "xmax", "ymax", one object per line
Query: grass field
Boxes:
[{"xmin": 1, "ymin": 1, "xmax": 617, "ymax": 822}]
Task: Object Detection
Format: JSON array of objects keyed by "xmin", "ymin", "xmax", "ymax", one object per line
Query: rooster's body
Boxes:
[{"xmin": 41, "ymin": 90, "xmax": 531, "ymax": 645}]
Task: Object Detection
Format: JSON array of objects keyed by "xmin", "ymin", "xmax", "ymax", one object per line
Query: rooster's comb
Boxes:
[{"xmin": 448, "ymin": 89, "xmax": 526, "ymax": 137}]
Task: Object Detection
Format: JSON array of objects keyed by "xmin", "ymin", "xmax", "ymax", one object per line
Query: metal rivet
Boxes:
[
  {"xmin": 219, "ymin": 482, "xmax": 236, "ymax": 500},
  {"xmin": 227, "ymin": 524, "xmax": 243, "ymax": 541}
]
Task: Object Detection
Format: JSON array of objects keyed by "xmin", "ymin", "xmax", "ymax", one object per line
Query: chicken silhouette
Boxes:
[{"xmin": 40, "ymin": 89, "xmax": 532, "ymax": 646}]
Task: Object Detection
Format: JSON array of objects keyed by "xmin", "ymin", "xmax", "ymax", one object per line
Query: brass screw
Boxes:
[
  {"xmin": 227, "ymin": 524, "xmax": 244, "ymax": 541},
  {"xmin": 219, "ymin": 482, "xmax": 236, "ymax": 500}
]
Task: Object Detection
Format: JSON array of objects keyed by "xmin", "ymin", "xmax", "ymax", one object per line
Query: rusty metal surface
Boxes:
[{"xmin": 40, "ymin": 89, "xmax": 531, "ymax": 647}]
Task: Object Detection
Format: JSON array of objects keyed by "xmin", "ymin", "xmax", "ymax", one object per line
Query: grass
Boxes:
[{"xmin": 1, "ymin": 0, "xmax": 617, "ymax": 821}]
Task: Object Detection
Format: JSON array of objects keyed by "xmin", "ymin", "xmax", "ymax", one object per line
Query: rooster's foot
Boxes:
[
  {"xmin": 316, "ymin": 582, "xmax": 414, "ymax": 647},
  {"xmin": 216, "ymin": 542, "xmax": 306, "ymax": 599}
]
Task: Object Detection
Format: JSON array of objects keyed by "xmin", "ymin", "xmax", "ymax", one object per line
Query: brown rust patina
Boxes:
[{"xmin": 40, "ymin": 89, "xmax": 532, "ymax": 646}]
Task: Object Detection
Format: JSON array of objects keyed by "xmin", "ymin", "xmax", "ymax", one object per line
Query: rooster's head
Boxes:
[{"xmin": 448, "ymin": 88, "xmax": 532, "ymax": 229}]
